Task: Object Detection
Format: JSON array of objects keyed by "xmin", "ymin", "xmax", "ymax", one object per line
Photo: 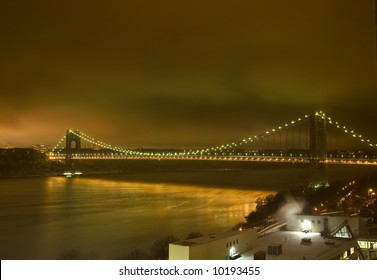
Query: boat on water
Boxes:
[{"xmin": 63, "ymin": 171, "xmax": 83, "ymax": 178}]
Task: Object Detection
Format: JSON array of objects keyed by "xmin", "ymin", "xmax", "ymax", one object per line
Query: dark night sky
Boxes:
[{"xmin": 0, "ymin": 0, "xmax": 376, "ymax": 148}]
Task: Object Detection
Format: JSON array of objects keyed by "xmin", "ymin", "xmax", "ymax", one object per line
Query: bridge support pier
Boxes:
[
  {"xmin": 65, "ymin": 130, "xmax": 81, "ymax": 174},
  {"xmin": 309, "ymin": 112, "xmax": 329, "ymax": 188}
]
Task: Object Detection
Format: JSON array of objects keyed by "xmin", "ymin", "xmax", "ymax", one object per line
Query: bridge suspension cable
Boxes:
[
  {"xmin": 50, "ymin": 135, "xmax": 67, "ymax": 154},
  {"xmin": 325, "ymin": 114, "xmax": 377, "ymax": 150},
  {"xmin": 51, "ymin": 130, "xmax": 138, "ymax": 156},
  {"xmin": 182, "ymin": 113, "xmax": 311, "ymax": 156}
]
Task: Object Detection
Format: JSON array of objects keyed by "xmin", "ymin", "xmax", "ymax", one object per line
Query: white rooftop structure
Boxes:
[
  {"xmin": 241, "ymin": 231, "xmax": 358, "ymax": 260},
  {"xmin": 169, "ymin": 214, "xmax": 376, "ymax": 260}
]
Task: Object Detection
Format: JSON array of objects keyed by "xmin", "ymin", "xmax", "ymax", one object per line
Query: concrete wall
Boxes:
[{"xmin": 169, "ymin": 244, "xmax": 190, "ymax": 260}]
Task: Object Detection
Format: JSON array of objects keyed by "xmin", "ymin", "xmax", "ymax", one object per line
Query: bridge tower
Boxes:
[
  {"xmin": 308, "ymin": 111, "xmax": 329, "ymax": 188},
  {"xmin": 65, "ymin": 130, "xmax": 81, "ymax": 173}
]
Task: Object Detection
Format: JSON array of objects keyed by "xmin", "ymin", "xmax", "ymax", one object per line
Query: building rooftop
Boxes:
[
  {"xmin": 173, "ymin": 228, "xmax": 255, "ymax": 247},
  {"xmin": 240, "ymin": 231, "xmax": 357, "ymax": 260}
]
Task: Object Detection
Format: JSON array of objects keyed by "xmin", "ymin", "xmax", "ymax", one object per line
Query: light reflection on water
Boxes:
[{"xmin": 0, "ymin": 176, "xmax": 274, "ymax": 259}]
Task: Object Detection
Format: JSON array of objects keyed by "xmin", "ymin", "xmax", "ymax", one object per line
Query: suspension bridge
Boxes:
[{"xmin": 48, "ymin": 111, "xmax": 377, "ymax": 188}]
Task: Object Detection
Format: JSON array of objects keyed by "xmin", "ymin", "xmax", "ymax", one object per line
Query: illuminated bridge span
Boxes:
[{"xmin": 49, "ymin": 111, "xmax": 377, "ymax": 188}]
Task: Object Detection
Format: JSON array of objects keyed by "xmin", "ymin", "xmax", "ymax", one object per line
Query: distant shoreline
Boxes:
[{"xmin": 1, "ymin": 164, "xmax": 377, "ymax": 193}]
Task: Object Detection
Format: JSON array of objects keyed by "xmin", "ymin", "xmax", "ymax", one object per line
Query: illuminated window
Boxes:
[
  {"xmin": 229, "ymin": 246, "xmax": 235, "ymax": 257},
  {"xmin": 358, "ymin": 241, "xmax": 368, "ymax": 249},
  {"xmin": 333, "ymin": 223, "xmax": 353, "ymax": 238},
  {"xmin": 343, "ymin": 251, "xmax": 348, "ymax": 259}
]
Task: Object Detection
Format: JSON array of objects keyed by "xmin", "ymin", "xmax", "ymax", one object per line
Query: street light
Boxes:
[{"xmin": 368, "ymin": 188, "xmax": 373, "ymax": 198}]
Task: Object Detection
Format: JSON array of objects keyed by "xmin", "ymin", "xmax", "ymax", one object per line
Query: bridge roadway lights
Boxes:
[{"xmin": 48, "ymin": 153, "xmax": 377, "ymax": 165}]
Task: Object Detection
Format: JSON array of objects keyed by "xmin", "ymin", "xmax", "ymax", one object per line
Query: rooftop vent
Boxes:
[{"xmin": 301, "ymin": 238, "xmax": 312, "ymax": 245}]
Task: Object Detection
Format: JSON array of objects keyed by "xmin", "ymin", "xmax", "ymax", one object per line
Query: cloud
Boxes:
[{"xmin": 0, "ymin": 0, "xmax": 376, "ymax": 147}]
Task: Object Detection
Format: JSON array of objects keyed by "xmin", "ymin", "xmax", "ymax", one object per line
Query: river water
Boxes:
[
  {"xmin": 0, "ymin": 174, "xmax": 275, "ymax": 260},
  {"xmin": 0, "ymin": 165, "xmax": 375, "ymax": 259}
]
